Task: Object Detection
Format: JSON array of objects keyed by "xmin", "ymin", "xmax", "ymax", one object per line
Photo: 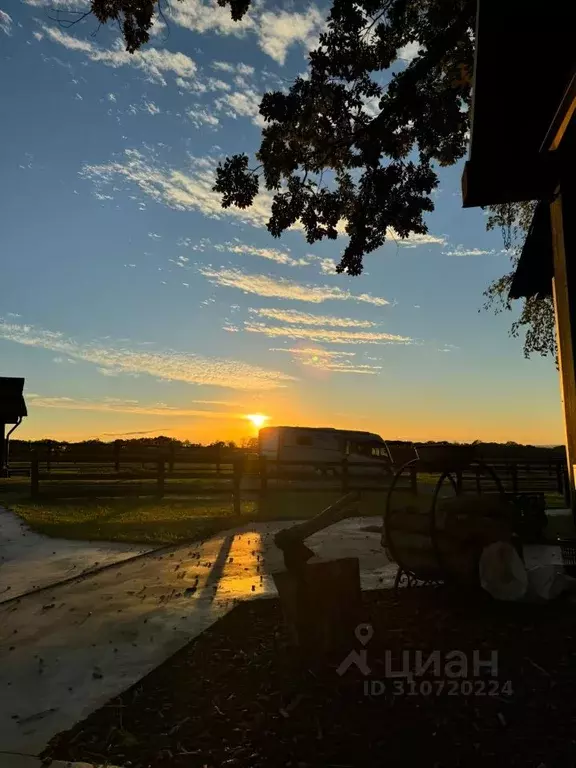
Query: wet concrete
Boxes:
[
  {"xmin": 0, "ymin": 508, "xmax": 152, "ymax": 602},
  {"xmin": 0, "ymin": 516, "xmax": 395, "ymax": 757}
]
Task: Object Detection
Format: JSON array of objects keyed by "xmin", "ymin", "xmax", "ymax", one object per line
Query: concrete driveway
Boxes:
[
  {"xmin": 0, "ymin": 507, "xmax": 151, "ymax": 601},
  {"xmin": 0, "ymin": 515, "xmax": 395, "ymax": 761}
]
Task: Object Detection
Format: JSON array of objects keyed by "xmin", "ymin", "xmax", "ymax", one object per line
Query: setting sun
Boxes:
[{"xmin": 246, "ymin": 414, "xmax": 269, "ymax": 430}]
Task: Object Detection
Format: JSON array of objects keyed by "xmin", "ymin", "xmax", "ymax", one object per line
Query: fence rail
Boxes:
[{"xmin": 2, "ymin": 452, "xmax": 566, "ymax": 511}]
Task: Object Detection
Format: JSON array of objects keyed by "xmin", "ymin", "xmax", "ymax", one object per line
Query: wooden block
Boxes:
[{"xmin": 272, "ymin": 557, "xmax": 362, "ymax": 654}]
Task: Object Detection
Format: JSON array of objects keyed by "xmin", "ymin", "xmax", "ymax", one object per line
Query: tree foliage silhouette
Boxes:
[
  {"xmin": 85, "ymin": 0, "xmax": 552, "ymax": 358},
  {"xmin": 482, "ymin": 202, "xmax": 557, "ymax": 364}
]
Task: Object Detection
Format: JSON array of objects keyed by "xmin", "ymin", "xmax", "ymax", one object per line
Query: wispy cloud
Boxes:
[
  {"xmin": 215, "ymin": 88, "xmax": 265, "ymax": 127},
  {"xmin": 187, "ymin": 105, "xmax": 220, "ymax": 129},
  {"xmin": 82, "ymin": 149, "xmax": 275, "ymax": 229},
  {"xmin": 442, "ymin": 245, "xmax": 495, "ymax": 256},
  {"xmin": 175, "ymin": 75, "xmax": 230, "ymax": 94},
  {"xmin": 244, "ymin": 322, "xmax": 411, "ymax": 345},
  {"xmin": 269, "ymin": 346, "xmax": 381, "ymax": 374},
  {"xmin": 250, "ymin": 308, "xmax": 377, "ymax": 328},
  {"xmin": 257, "ymin": 7, "xmax": 325, "ymax": 65},
  {"xmin": 215, "ymin": 241, "xmax": 308, "ymax": 267},
  {"xmin": 388, "ymin": 230, "xmax": 447, "ymax": 248},
  {"xmin": 0, "ymin": 9, "xmax": 12, "ymax": 35},
  {"xmin": 199, "ymin": 267, "xmax": 390, "ymax": 306},
  {"xmin": 270, "ymin": 347, "xmax": 356, "ymax": 359},
  {"xmin": 166, "ymin": 0, "xmax": 324, "ymax": 65},
  {"xmin": 23, "ymin": 0, "xmax": 90, "ymax": 6},
  {"xmin": 314, "ymin": 363, "xmax": 382, "ymax": 374},
  {"xmin": 30, "ymin": 2, "xmax": 327, "ymax": 72},
  {"xmin": 212, "ymin": 61, "xmax": 255, "ymax": 76},
  {"xmin": 144, "ymin": 101, "xmax": 161, "ymax": 115},
  {"xmin": 167, "ymin": 0, "xmax": 257, "ymax": 38},
  {"xmin": 101, "ymin": 428, "xmax": 177, "ymax": 437},
  {"xmin": 26, "ymin": 394, "xmax": 244, "ymax": 419},
  {"xmin": 307, "ymin": 254, "xmax": 338, "ymax": 274},
  {"xmin": 0, "ymin": 319, "xmax": 295, "ymax": 390},
  {"xmin": 41, "ymin": 25, "xmax": 197, "ymax": 86}
]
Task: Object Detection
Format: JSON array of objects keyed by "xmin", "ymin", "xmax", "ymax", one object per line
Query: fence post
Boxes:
[
  {"xmin": 233, "ymin": 457, "xmax": 243, "ymax": 516},
  {"xmin": 475, "ymin": 465, "xmax": 482, "ymax": 494},
  {"xmin": 157, "ymin": 459, "xmax": 165, "ymax": 498},
  {"xmin": 31, "ymin": 451, "xmax": 39, "ymax": 499},
  {"xmin": 455, "ymin": 469, "xmax": 463, "ymax": 496},
  {"xmin": 341, "ymin": 456, "xmax": 349, "ymax": 493},
  {"xmin": 46, "ymin": 445, "xmax": 52, "ymax": 474},
  {"xmin": 409, "ymin": 464, "xmax": 418, "ymax": 496},
  {"xmin": 564, "ymin": 464, "xmax": 571, "ymax": 508},
  {"xmin": 113, "ymin": 441, "xmax": 121, "ymax": 473},
  {"xmin": 216, "ymin": 444, "xmax": 221, "ymax": 475},
  {"xmin": 556, "ymin": 462, "xmax": 564, "ymax": 495},
  {"xmin": 510, "ymin": 463, "xmax": 518, "ymax": 495},
  {"xmin": 259, "ymin": 455, "xmax": 268, "ymax": 499},
  {"xmin": 168, "ymin": 443, "xmax": 175, "ymax": 474}
]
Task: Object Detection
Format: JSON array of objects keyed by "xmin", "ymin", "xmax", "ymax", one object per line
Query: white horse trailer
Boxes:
[{"xmin": 258, "ymin": 426, "xmax": 392, "ymax": 475}]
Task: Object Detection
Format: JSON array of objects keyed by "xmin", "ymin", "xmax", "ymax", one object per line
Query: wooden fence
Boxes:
[{"xmin": 13, "ymin": 452, "xmax": 570, "ymax": 509}]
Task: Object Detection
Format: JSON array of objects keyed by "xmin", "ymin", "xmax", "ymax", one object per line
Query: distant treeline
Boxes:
[
  {"xmin": 414, "ymin": 440, "xmax": 566, "ymax": 461},
  {"xmin": 7, "ymin": 436, "xmax": 251, "ymax": 460},
  {"xmin": 6, "ymin": 436, "xmax": 566, "ymax": 462}
]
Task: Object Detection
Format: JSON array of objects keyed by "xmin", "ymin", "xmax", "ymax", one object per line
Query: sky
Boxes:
[{"xmin": 0, "ymin": 0, "xmax": 566, "ymax": 446}]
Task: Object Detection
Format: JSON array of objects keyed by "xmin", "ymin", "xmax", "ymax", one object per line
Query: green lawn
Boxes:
[
  {"xmin": 6, "ymin": 497, "xmax": 255, "ymax": 545},
  {"xmin": 0, "ymin": 471, "xmax": 570, "ymax": 546},
  {"xmin": 0, "ymin": 487, "xmax": 423, "ymax": 545}
]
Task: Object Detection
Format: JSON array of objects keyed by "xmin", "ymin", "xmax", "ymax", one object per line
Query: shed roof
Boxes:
[
  {"xmin": 0, "ymin": 377, "xmax": 27, "ymax": 424},
  {"xmin": 462, "ymin": 1, "xmax": 575, "ymax": 208},
  {"xmin": 508, "ymin": 201, "xmax": 553, "ymax": 301}
]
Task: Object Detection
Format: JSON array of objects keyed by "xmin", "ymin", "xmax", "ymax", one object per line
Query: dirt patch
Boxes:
[{"xmin": 43, "ymin": 588, "xmax": 576, "ymax": 767}]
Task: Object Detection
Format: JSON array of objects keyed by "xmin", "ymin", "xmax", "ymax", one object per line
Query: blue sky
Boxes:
[{"xmin": 0, "ymin": 0, "xmax": 564, "ymax": 444}]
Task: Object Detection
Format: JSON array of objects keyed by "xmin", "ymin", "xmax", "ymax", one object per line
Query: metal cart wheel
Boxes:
[
  {"xmin": 383, "ymin": 458, "xmax": 444, "ymax": 589},
  {"xmin": 429, "ymin": 460, "xmax": 507, "ymax": 581}
]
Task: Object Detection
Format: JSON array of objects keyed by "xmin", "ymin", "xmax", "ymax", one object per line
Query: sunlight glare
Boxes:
[{"xmin": 246, "ymin": 413, "xmax": 269, "ymax": 429}]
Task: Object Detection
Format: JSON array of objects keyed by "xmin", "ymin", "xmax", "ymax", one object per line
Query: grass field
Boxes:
[
  {"xmin": 1, "ymin": 487, "xmax": 406, "ymax": 545},
  {"xmin": 0, "ymin": 467, "xmax": 570, "ymax": 546}
]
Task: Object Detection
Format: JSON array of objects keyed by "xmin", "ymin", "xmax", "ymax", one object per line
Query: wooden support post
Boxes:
[
  {"xmin": 556, "ymin": 462, "xmax": 564, "ymax": 495},
  {"xmin": 565, "ymin": 464, "xmax": 572, "ymax": 508},
  {"xmin": 510, "ymin": 463, "xmax": 519, "ymax": 495},
  {"xmin": 168, "ymin": 443, "xmax": 175, "ymax": 474},
  {"xmin": 31, "ymin": 451, "xmax": 39, "ymax": 499},
  {"xmin": 455, "ymin": 469, "xmax": 463, "ymax": 496},
  {"xmin": 113, "ymin": 441, "xmax": 121, "ymax": 473},
  {"xmin": 46, "ymin": 445, "xmax": 52, "ymax": 474},
  {"xmin": 341, "ymin": 456, "xmax": 349, "ymax": 493},
  {"xmin": 216, "ymin": 444, "xmax": 221, "ymax": 475},
  {"xmin": 550, "ymin": 161, "xmax": 576, "ymax": 519},
  {"xmin": 476, "ymin": 465, "xmax": 482, "ymax": 495},
  {"xmin": 0, "ymin": 423, "xmax": 6, "ymax": 478},
  {"xmin": 157, "ymin": 459, "xmax": 165, "ymax": 498},
  {"xmin": 233, "ymin": 457, "xmax": 243, "ymax": 516},
  {"xmin": 259, "ymin": 455, "xmax": 268, "ymax": 500},
  {"xmin": 409, "ymin": 464, "xmax": 418, "ymax": 496}
]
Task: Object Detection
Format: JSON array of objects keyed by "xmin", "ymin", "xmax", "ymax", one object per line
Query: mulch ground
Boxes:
[{"xmin": 43, "ymin": 588, "xmax": 576, "ymax": 768}]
